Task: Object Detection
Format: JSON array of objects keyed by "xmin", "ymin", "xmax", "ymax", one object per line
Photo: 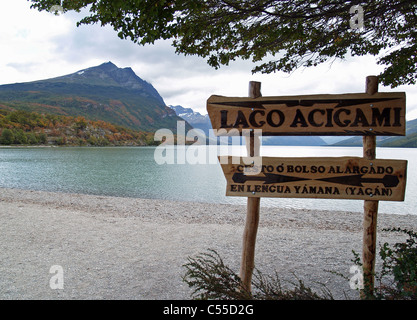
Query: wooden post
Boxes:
[
  {"xmin": 362, "ymin": 75, "xmax": 379, "ymax": 298},
  {"xmin": 239, "ymin": 81, "xmax": 261, "ymax": 292}
]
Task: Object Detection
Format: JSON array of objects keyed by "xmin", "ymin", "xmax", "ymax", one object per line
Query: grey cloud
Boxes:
[{"xmin": 6, "ymin": 61, "xmax": 37, "ymax": 72}]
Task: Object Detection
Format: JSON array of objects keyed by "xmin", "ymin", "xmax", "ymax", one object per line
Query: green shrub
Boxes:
[
  {"xmin": 37, "ymin": 132, "xmax": 47, "ymax": 144},
  {"xmin": 0, "ymin": 128, "xmax": 14, "ymax": 144},
  {"xmin": 374, "ymin": 228, "xmax": 417, "ymax": 299},
  {"xmin": 54, "ymin": 136, "xmax": 66, "ymax": 145},
  {"xmin": 184, "ymin": 229, "xmax": 417, "ymax": 300},
  {"xmin": 346, "ymin": 228, "xmax": 417, "ymax": 300},
  {"xmin": 182, "ymin": 249, "xmax": 333, "ymax": 300},
  {"xmin": 13, "ymin": 129, "xmax": 27, "ymax": 144},
  {"xmin": 26, "ymin": 132, "xmax": 39, "ymax": 145}
]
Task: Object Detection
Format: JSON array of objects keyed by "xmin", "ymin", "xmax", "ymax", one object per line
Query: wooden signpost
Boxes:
[{"xmin": 207, "ymin": 77, "xmax": 408, "ymax": 296}]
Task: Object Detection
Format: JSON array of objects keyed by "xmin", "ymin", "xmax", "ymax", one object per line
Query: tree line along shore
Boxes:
[{"xmin": 0, "ymin": 108, "xmax": 158, "ymax": 147}]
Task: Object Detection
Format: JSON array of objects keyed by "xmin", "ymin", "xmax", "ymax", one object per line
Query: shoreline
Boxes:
[{"xmin": 1, "ymin": 187, "xmax": 416, "ymax": 300}]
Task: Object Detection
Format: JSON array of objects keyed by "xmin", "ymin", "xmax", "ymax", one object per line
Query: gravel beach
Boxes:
[{"xmin": 1, "ymin": 187, "xmax": 416, "ymax": 300}]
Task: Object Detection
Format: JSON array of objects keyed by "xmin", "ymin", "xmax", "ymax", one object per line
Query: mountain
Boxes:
[
  {"xmin": 169, "ymin": 105, "xmax": 327, "ymax": 146},
  {"xmin": 169, "ymin": 105, "xmax": 212, "ymax": 135},
  {"xmin": 0, "ymin": 62, "xmax": 184, "ymax": 133},
  {"xmin": 332, "ymin": 118, "xmax": 417, "ymax": 147}
]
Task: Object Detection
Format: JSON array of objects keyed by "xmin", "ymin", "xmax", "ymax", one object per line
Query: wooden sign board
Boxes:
[
  {"xmin": 207, "ymin": 92, "xmax": 406, "ymax": 136},
  {"xmin": 220, "ymin": 156, "xmax": 407, "ymax": 201}
]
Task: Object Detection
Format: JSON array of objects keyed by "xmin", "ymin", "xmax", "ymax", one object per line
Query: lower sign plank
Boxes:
[{"xmin": 220, "ymin": 156, "xmax": 407, "ymax": 201}]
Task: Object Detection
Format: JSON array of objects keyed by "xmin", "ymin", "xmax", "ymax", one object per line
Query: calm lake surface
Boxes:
[{"xmin": 0, "ymin": 145, "xmax": 415, "ymax": 215}]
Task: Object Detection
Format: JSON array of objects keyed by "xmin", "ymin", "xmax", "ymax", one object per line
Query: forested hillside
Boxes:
[
  {"xmin": 333, "ymin": 118, "xmax": 417, "ymax": 148},
  {"xmin": 0, "ymin": 108, "xmax": 156, "ymax": 146}
]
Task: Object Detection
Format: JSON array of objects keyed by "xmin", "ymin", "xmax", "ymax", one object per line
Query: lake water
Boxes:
[{"xmin": 0, "ymin": 145, "xmax": 415, "ymax": 215}]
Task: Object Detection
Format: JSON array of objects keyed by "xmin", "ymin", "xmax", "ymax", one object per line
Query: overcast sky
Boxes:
[{"xmin": 1, "ymin": 0, "xmax": 416, "ymax": 120}]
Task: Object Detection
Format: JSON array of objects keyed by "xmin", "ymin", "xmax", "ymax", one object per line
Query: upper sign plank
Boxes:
[{"xmin": 207, "ymin": 92, "xmax": 406, "ymax": 136}]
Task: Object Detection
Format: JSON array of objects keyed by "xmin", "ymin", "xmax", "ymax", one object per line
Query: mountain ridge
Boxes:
[
  {"xmin": 332, "ymin": 118, "xmax": 417, "ymax": 147},
  {"xmin": 0, "ymin": 62, "xmax": 184, "ymax": 133},
  {"xmin": 46, "ymin": 62, "xmax": 166, "ymax": 105},
  {"xmin": 169, "ymin": 105, "xmax": 212, "ymax": 135}
]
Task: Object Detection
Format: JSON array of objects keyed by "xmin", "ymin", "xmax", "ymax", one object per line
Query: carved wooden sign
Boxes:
[
  {"xmin": 220, "ymin": 156, "xmax": 407, "ymax": 201},
  {"xmin": 207, "ymin": 92, "xmax": 406, "ymax": 136}
]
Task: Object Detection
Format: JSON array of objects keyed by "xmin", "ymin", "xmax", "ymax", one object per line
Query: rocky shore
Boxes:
[{"xmin": 1, "ymin": 187, "xmax": 416, "ymax": 300}]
